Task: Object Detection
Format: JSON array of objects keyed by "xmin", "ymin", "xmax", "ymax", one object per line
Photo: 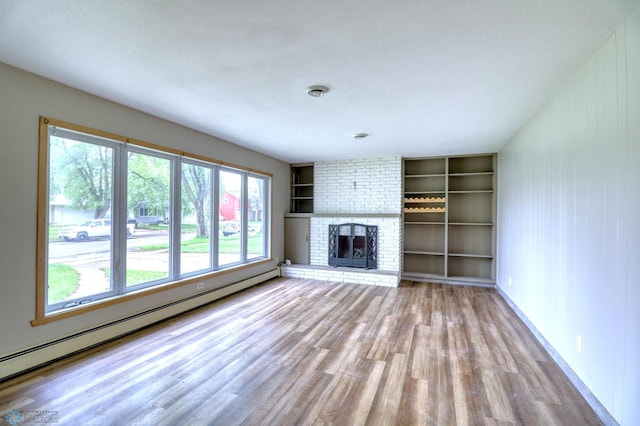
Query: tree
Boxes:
[
  {"xmin": 51, "ymin": 137, "xmax": 112, "ymax": 219},
  {"xmin": 127, "ymin": 152, "xmax": 171, "ymax": 222},
  {"xmin": 182, "ymin": 164, "xmax": 210, "ymax": 238},
  {"xmin": 247, "ymin": 177, "xmax": 264, "ymax": 221},
  {"xmin": 51, "ymin": 137, "xmax": 210, "ymax": 234}
]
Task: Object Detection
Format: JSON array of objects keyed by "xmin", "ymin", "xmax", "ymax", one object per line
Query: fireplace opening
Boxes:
[{"xmin": 328, "ymin": 223, "xmax": 377, "ymax": 269}]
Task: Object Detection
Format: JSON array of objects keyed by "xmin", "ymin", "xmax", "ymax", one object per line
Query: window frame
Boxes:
[{"xmin": 34, "ymin": 117, "xmax": 272, "ymax": 326}]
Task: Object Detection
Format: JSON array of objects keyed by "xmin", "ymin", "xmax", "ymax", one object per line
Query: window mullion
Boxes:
[
  {"xmin": 241, "ymin": 172, "xmax": 248, "ymax": 263},
  {"xmin": 262, "ymin": 176, "xmax": 270, "ymax": 259},
  {"xmin": 171, "ymin": 158, "xmax": 181, "ymax": 279},
  {"xmin": 114, "ymin": 144, "xmax": 128, "ymax": 295},
  {"xmin": 212, "ymin": 167, "xmax": 220, "ymax": 270}
]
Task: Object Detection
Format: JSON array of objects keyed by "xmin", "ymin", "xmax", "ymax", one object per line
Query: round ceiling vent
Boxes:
[
  {"xmin": 306, "ymin": 85, "xmax": 329, "ymax": 97},
  {"xmin": 353, "ymin": 133, "xmax": 369, "ymax": 140}
]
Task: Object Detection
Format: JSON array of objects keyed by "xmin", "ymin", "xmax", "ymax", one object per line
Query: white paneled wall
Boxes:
[{"xmin": 497, "ymin": 8, "xmax": 640, "ymax": 424}]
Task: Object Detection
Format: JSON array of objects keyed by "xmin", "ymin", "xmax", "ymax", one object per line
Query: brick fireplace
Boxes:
[{"xmin": 281, "ymin": 157, "xmax": 402, "ymax": 287}]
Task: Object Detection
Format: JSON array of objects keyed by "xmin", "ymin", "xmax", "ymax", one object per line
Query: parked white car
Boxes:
[{"xmin": 58, "ymin": 219, "xmax": 136, "ymax": 241}]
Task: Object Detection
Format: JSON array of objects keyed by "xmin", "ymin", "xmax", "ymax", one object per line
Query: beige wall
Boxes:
[
  {"xmin": 0, "ymin": 62, "xmax": 289, "ymax": 358},
  {"xmin": 497, "ymin": 8, "xmax": 640, "ymax": 424}
]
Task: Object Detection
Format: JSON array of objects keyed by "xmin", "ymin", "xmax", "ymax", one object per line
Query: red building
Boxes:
[{"xmin": 219, "ymin": 191, "xmax": 240, "ymax": 221}]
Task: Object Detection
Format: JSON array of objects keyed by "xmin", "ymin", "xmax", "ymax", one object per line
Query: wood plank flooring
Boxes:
[{"xmin": 0, "ymin": 278, "xmax": 600, "ymax": 425}]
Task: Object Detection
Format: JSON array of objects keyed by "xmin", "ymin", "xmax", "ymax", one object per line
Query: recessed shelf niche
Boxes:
[{"xmin": 290, "ymin": 164, "xmax": 314, "ymax": 213}]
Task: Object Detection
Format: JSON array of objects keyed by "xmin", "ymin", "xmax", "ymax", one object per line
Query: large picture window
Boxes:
[{"xmin": 38, "ymin": 117, "xmax": 271, "ymax": 320}]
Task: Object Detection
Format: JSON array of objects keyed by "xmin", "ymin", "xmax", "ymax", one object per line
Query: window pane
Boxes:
[
  {"xmin": 47, "ymin": 135, "xmax": 114, "ymax": 308},
  {"xmin": 247, "ymin": 176, "xmax": 266, "ymax": 259},
  {"xmin": 127, "ymin": 151, "xmax": 171, "ymax": 286},
  {"xmin": 219, "ymin": 170, "xmax": 242, "ymax": 266},
  {"xmin": 181, "ymin": 163, "xmax": 212, "ymax": 274}
]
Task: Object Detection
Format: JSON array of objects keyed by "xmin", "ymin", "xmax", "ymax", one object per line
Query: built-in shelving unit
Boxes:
[
  {"xmin": 402, "ymin": 154, "xmax": 496, "ymax": 285},
  {"xmin": 290, "ymin": 164, "xmax": 314, "ymax": 213}
]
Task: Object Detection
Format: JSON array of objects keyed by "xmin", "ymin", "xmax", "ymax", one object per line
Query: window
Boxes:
[
  {"xmin": 37, "ymin": 117, "xmax": 271, "ymax": 321},
  {"xmin": 218, "ymin": 169, "xmax": 242, "ymax": 267},
  {"xmin": 247, "ymin": 174, "xmax": 268, "ymax": 261},
  {"xmin": 181, "ymin": 161, "xmax": 213, "ymax": 275},
  {"xmin": 126, "ymin": 150, "xmax": 172, "ymax": 287},
  {"xmin": 138, "ymin": 207, "xmax": 162, "ymax": 218}
]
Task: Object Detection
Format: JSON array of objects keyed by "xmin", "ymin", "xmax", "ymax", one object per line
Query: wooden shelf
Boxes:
[
  {"xmin": 404, "ymin": 173, "xmax": 446, "ymax": 178},
  {"xmin": 404, "ymin": 197, "xmax": 445, "ymax": 203},
  {"xmin": 449, "ymin": 155, "xmax": 494, "ymax": 174},
  {"xmin": 448, "ymin": 172, "xmax": 494, "ymax": 177},
  {"xmin": 404, "ymin": 191, "xmax": 446, "ymax": 195},
  {"xmin": 402, "ymin": 154, "xmax": 496, "ymax": 284},
  {"xmin": 403, "ymin": 207, "xmax": 446, "ymax": 213},
  {"xmin": 404, "ymin": 252, "xmax": 445, "ymax": 276},
  {"xmin": 404, "ymin": 157, "xmax": 446, "ymax": 175},
  {"xmin": 290, "ymin": 164, "xmax": 314, "ymax": 213},
  {"xmin": 448, "ymin": 253, "xmax": 493, "ymax": 259},
  {"xmin": 404, "ymin": 250, "xmax": 445, "ymax": 256}
]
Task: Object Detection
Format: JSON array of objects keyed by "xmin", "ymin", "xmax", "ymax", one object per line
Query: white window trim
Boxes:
[{"xmin": 35, "ymin": 117, "xmax": 272, "ymax": 324}]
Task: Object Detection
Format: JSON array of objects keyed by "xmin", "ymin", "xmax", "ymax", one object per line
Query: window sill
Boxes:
[{"xmin": 31, "ymin": 258, "xmax": 273, "ymax": 327}]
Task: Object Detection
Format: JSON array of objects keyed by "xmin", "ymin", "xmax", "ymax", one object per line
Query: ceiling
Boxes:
[{"xmin": 1, "ymin": 1, "xmax": 638, "ymax": 163}]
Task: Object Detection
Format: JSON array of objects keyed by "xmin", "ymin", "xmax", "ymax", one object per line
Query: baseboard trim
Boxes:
[
  {"xmin": 0, "ymin": 268, "xmax": 280, "ymax": 382},
  {"xmin": 495, "ymin": 285, "xmax": 619, "ymax": 426}
]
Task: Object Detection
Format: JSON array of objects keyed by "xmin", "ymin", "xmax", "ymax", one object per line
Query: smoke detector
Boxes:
[{"xmin": 307, "ymin": 85, "xmax": 329, "ymax": 97}]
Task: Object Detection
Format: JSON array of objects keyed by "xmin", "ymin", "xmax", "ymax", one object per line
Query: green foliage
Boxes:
[
  {"xmin": 127, "ymin": 152, "xmax": 170, "ymax": 219},
  {"xmin": 126, "ymin": 269, "xmax": 168, "ymax": 286},
  {"xmin": 50, "ymin": 136, "xmax": 112, "ymax": 218},
  {"xmin": 137, "ymin": 223, "xmax": 169, "ymax": 231},
  {"xmin": 101, "ymin": 267, "xmax": 167, "ymax": 286},
  {"xmin": 48, "ymin": 225, "xmax": 63, "ymax": 241},
  {"xmin": 138, "ymin": 234, "xmax": 262, "ymax": 254},
  {"xmin": 48, "ymin": 264, "xmax": 80, "ymax": 303},
  {"xmin": 182, "ymin": 164, "xmax": 211, "ymax": 238},
  {"xmin": 179, "ymin": 237, "xmax": 211, "ymax": 253}
]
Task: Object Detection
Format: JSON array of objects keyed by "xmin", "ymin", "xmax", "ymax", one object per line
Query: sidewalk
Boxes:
[{"xmin": 63, "ymin": 250, "xmax": 241, "ymax": 301}]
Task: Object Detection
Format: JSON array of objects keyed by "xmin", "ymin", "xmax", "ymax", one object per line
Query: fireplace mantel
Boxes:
[{"xmin": 286, "ymin": 212, "xmax": 400, "ymax": 218}]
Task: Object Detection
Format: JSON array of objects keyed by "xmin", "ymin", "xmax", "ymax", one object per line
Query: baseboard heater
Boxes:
[{"xmin": 0, "ymin": 268, "xmax": 280, "ymax": 382}]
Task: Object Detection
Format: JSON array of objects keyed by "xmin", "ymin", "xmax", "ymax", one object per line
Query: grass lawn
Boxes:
[
  {"xmin": 180, "ymin": 237, "xmax": 210, "ymax": 253},
  {"xmin": 137, "ymin": 223, "xmax": 196, "ymax": 232},
  {"xmin": 102, "ymin": 267, "xmax": 168, "ymax": 286},
  {"xmin": 139, "ymin": 235, "xmax": 263, "ymax": 254},
  {"xmin": 47, "ymin": 265, "xmax": 172, "ymax": 304},
  {"xmin": 48, "ymin": 225, "xmax": 64, "ymax": 242},
  {"xmin": 48, "ymin": 264, "xmax": 79, "ymax": 303},
  {"xmin": 126, "ymin": 269, "xmax": 168, "ymax": 286}
]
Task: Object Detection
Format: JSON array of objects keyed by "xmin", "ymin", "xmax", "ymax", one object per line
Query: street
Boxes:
[{"xmin": 49, "ymin": 229, "xmax": 173, "ymax": 259}]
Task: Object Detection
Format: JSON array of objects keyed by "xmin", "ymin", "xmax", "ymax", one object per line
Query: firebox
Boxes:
[{"xmin": 328, "ymin": 223, "xmax": 377, "ymax": 269}]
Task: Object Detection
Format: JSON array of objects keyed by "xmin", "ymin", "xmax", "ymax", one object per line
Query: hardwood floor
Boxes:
[{"xmin": 0, "ymin": 278, "xmax": 600, "ymax": 425}]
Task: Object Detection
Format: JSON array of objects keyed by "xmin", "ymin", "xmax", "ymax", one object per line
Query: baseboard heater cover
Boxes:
[
  {"xmin": 496, "ymin": 286, "xmax": 618, "ymax": 426},
  {"xmin": 0, "ymin": 268, "xmax": 280, "ymax": 382}
]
